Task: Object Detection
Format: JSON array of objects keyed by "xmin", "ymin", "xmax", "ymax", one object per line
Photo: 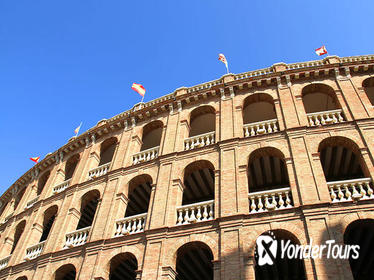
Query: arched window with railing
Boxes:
[
  {"xmin": 242, "ymin": 93, "xmax": 278, "ymax": 137},
  {"xmin": 115, "ymin": 175, "xmax": 152, "ymax": 236},
  {"xmin": 318, "ymin": 136, "xmax": 373, "ymax": 203},
  {"xmin": 88, "ymin": 137, "xmax": 117, "ymax": 179},
  {"xmin": 184, "ymin": 106, "xmax": 216, "ymax": 151},
  {"xmin": 302, "ymin": 83, "xmax": 344, "ymax": 126},
  {"xmin": 64, "ymin": 190, "xmax": 100, "ymax": 248},
  {"xmin": 247, "ymin": 147, "xmax": 294, "ymax": 213},
  {"xmin": 132, "ymin": 121, "xmax": 163, "ymax": 165},
  {"xmin": 176, "ymin": 160, "xmax": 215, "ymax": 225}
]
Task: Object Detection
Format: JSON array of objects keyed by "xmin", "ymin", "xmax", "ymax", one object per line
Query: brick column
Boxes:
[
  {"xmin": 219, "ymin": 89, "xmax": 234, "ymax": 141},
  {"xmin": 237, "ymin": 164, "xmax": 250, "ymax": 214},
  {"xmin": 212, "ymin": 260, "xmax": 221, "ymax": 280},
  {"xmin": 274, "ymin": 99, "xmax": 285, "ymax": 131},
  {"xmin": 233, "ymin": 104, "xmax": 243, "ymax": 138},
  {"xmin": 276, "ymin": 80, "xmax": 301, "ymax": 129},
  {"xmin": 284, "ymin": 157, "xmax": 300, "ymax": 207},
  {"xmin": 148, "ymin": 162, "xmax": 172, "ymax": 229},
  {"xmin": 162, "ymin": 110, "xmax": 180, "ymax": 155},
  {"xmin": 165, "ymin": 179, "xmax": 183, "ymax": 227}
]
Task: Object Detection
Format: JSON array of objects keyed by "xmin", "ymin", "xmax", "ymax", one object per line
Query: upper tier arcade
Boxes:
[{"xmin": 1, "ymin": 54, "xmax": 374, "ymax": 280}]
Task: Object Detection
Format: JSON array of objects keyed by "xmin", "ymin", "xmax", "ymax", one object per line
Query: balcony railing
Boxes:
[
  {"xmin": 243, "ymin": 119, "xmax": 278, "ymax": 137},
  {"xmin": 307, "ymin": 109, "xmax": 344, "ymax": 126},
  {"xmin": 248, "ymin": 187, "xmax": 293, "ymax": 213},
  {"xmin": 0, "ymin": 255, "xmax": 10, "ymax": 270},
  {"xmin": 328, "ymin": 178, "xmax": 374, "ymax": 203},
  {"xmin": 64, "ymin": 226, "xmax": 91, "ymax": 248},
  {"xmin": 88, "ymin": 162, "xmax": 111, "ymax": 179},
  {"xmin": 114, "ymin": 213, "xmax": 147, "ymax": 236},
  {"xmin": 132, "ymin": 146, "xmax": 160, "ymax": 165},
  {"xmin": 176, "ymin": 200, "xmax": 214, "ymax": 225},
  {"xmin": 26, "ymin": 196, "xmax": 40, "ymax": 209},
  {"xmin": 25, "ymin": 241, "xmax": 45, "ymax": 260},
  {"xmin": 53, "ymin": 179, "xmax": 71, "ymax": 194},
  {"xmin": 184, "ymin": 132, "xmax": 215, "ymax": 151}
]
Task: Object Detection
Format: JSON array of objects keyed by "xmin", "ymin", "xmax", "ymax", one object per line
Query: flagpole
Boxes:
[
  {"xmin": 226, "ymin": 63, "xmax": 230, "ymax": 74},
  {"xmin": 140, "ymin": 95, "xmax": 145, "ymax": 103}
]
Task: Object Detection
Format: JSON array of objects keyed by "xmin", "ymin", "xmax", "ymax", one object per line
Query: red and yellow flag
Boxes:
[{"xmin": 30, "ymin": 156, "xmax": 40, "ymax": 163}]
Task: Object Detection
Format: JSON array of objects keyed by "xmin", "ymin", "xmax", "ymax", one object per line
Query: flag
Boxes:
[
  {"xmin": 131, "ymin": 83, "xmax": 146, "ymax": 97},
  {"xmin": 315, "ymin": 46, "xmax": 328, "ymax": 56},
  {"xmin": 30, "ymin": 156, "xmax": 40, "ymax": 163},
  {"xmin": 74, "ymin": 122, "xmax": 82, "ymax": 136},
  {"xmin": 218, "ymin": 53, "xmax": 229, "ymax": 73},
  {"xmin": 218, "ymin": 53, "xmax": 228, "ymax": 66}
]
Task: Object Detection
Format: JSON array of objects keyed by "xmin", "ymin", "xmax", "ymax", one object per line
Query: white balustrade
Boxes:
[
  {"xmin": 52, "ymin": 179, "xmax": 71, "ymax": 194},
  {"xmin": 243, "ymin": 119, "xmax": 278, "ymax": 137},
  {"xmin": 26, "ymin": 196, "xmax": 40, "ymax": 209},
  {"xmin": 248, "ymin": 187, "xmax": 293, "ymax": 213},
  {"xmin": 184, "ymin": 132, "xmax": 215, "ymax": 150},
  {"xmin": 176, "ymin": 200, "xmax": 214, "ymax": 225},
  {"xmin": 25, "ymin": 241, "xmax": 45, "ymax": 260},
  {"xmin": 0, "ymin": 255, "xmax": 10, "ymax": 270},
  {"xmin": 307, "ymin": 109, "xmax": 344, "ymax": 126},
  {"xmin": 132, "ymin": 146, "xmax": 160, "ymax": 165},
  {"xmin": 88, "ymin": 162, "xmax": 111, "ymax": 179},
  {"xmin": 64, "ymin": 226, "xmax": 91, "ymax": 248},
  {"xmin": 328, "ymin": 178, "xmax": 374, "ymax": 203},
  {"xmin": 114, "ymin": 213, "xmax": 147, "ymax": 236}
]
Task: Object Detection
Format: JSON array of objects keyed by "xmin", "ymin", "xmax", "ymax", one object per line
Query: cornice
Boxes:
[{"xmin": 2, "ymin": 54, "xmax": 374, "ymax": 205}]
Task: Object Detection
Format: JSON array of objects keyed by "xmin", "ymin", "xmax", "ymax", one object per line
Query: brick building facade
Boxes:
[{"xmin": 0, "ymin": 54, "xmax": 374, "ymax": 279}]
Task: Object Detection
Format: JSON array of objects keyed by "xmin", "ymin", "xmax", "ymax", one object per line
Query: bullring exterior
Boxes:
[{"xmin": 0, "ymin": 54, "xmax": 374, "ymax": 280}]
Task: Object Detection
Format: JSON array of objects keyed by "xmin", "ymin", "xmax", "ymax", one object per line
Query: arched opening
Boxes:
[
  {"xmin": 319, "ymin": 137, "xmax": 373, "ymax": 202},
  {"xmin": 184, "ymin": 106, "xmax": 216, "ymax": 150},
  {"xmin": 109, "ymin": 252, "xmax": 138, "ymax": 280},
  {"xmin": 65, "ymin": 154, "xmax": 80, "ymax": 181},
  {"xmin": 242, "ymin": 93, "xmax": 278, "ymax": 136},
  {"xmin": 16, "ymin": 277, "xmax": 27, "ymax": 280},
  {"xmin": 247, "ymin": 148, "xmax": 292, "ymax": 212},
  {"xmin": 344, "ymin": 219, "xmax": 374, "ymax": 279},
  {"xmin": 302, "ymin": 84, "xmax": 340, "ymax": 113},
  {"xmin": 37, "ymin": 171, "xmax": 50, "ymax": 196},
  {"xmin": 141, "ymin": 121, "xmax": 163, "ymax": 151},
  {"xmin": 302, "ymin": 84, "xmax": 344, "ymax": 126},
  {"xmin": 189, "ymin": 106, "xmax": 215, "ymax": 137},
  {"xmin": 318, "ymin": 137, "xmax": 367, "ymax": 182},
  {"xmin": 11, "ymin": 220, "xmax": 26, "ymax": 254},
  {"xmin": 176, "ymin": 241, "xmax": 213, "ymax": 280},
  {"xmin": 76, "ymin": 190, "xmax": 100, "ymax": 230},
  {"xmin": 254, "ymin": 230, "xmax": 307, "ymax": 280},
  {"xmin": 0, "ymin": 201, "xmax": 8, "ymax": 218},
  {"xmin": 55, "ymin": 264, "xmax": 76, "ymax": 280},
  {"xmin": 177, "ymin": 161, "xmax": 215, "ymax": 224},
  {"xmin": 362, "ymin": 77, "xmax": 374, "ymax": 106},
  {"xmin": 125, "ymin": 175, "xmax": 152, "ymax": 217},
  {"xmin": 14, "ymin": 188, "xmax": 26, "ymax": 211},
  {"xmin": 248, "ymin": 148, "xmax": 289, "ymax": 193},
  {"xmin": 183, "ymin": 160, "xmax": 215, "ymax": 205},
  {"xmin": 99, "ymin": 137, "xmax": 117, "ymax": 166},
  {"xmin": 40, "ymin": 205, "xmax": 58, "ymax": 242}
]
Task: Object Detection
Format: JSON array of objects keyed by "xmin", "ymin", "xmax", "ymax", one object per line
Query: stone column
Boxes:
[
  {"xmin": 145, "ymin": 184, "xmax": 156, "ymax": 230},
  {"xmin": 274, "ymin": 99, "xmax": 285, "ymax": 131}
]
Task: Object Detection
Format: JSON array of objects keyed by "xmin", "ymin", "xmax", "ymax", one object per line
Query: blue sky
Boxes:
[{"xmin": 0, "ymin": 0, "xmax": 373, "ymax": 193}]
